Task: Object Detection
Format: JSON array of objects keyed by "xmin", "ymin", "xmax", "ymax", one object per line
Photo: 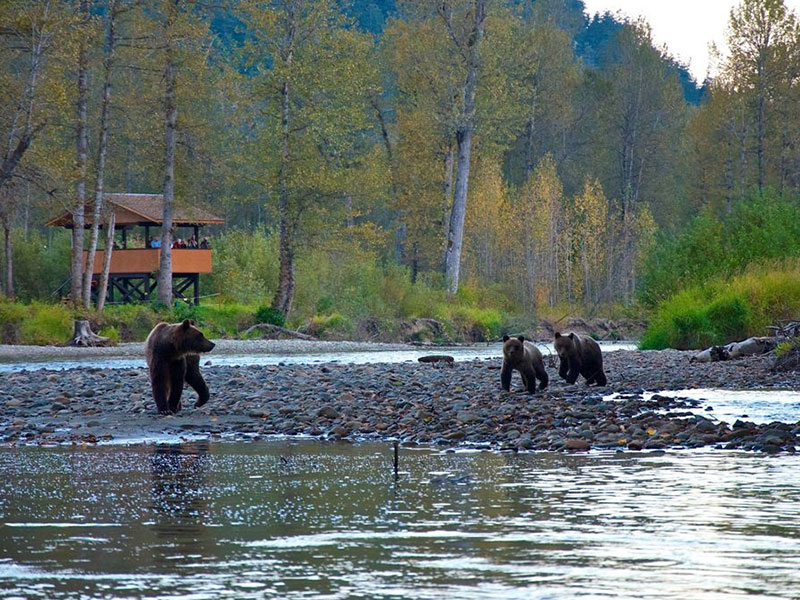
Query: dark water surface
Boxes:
[{"xmin": 2, "ymin": 441, "xmax": 800, "ymax": 599}]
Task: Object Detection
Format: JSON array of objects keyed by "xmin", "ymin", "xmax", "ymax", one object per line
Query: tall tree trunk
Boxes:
[
  {"xmin": 272, "ymin": 78, "xmax": 295, "ymax": 316},
  {"xmin": 524, "ymin": 93, "xmax": 537, "ymax": 178},
  {"xmin": 71, "ymin": 0, "xmax": 89, "ymax": 308},
  {"xmin": 3, "ymin": 224, "xmax": 13, "ymax": 300},
  {"xmin": 443, "ymin": 0, "xmax": 486, "ymax": 296},
  {"xmin": 83, "ymin": 2, "xmax": 118, "ymax": 309},
  {"xmin": 96, "ymin": 210, "xmax": 116, "ymax": 311},
  {"xmin": 756, "ymin": 83, "xmax": 765, "ymax": 193},
  {"xmin": 272, "ymin": 6, "xmax": 297, "ymax": 318},
  {"xmin": 441, "ymin": 147, "xmax": 454, "ymax": 267},
  {"xmin": 0, "ymin": 3, "xmax": 48, "ymax": 190},
  {"xmin": 157, "ymin": 3, "xmax": 178, "ymax": 307}
]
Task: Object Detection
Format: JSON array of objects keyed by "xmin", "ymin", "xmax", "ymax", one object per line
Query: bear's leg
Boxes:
[
  {"xmin": 534, "ymin": 362, "xmax": 548, "ymax": 391},
  {"xmin": 566, "ymin": 362, "xmax": 580, "ymax": 385},
  {"xmin": 520, "ymin": 370, "xmax": 530, "ymax": 392},
  {"xmin": 150, "ymin": 365, "xmax": 170, "ymax": 415},
  {"xmin": 167, "ymin": 359, "xmax": 186, "ymax": 414},
  {"xmin": 185, "ymin": 354, "xmax": 210, "ymax": 408},
  {"xmin": 559, "ymin": 358, "xmax": 569, "ymax": 381},
  {"xmin": 520, "ymin": 366, "xmax": 537, "ymax": 393},
  {"xmin": 500, "ymin": 362, "xmax": 513, "ymax": 392},
  {"xmin": 594, "ymin": 370, "xmax": 607, "ymax": 386}
]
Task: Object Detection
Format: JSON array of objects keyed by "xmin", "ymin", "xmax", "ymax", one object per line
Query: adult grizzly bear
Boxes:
[
  {"xmin": 554, "ymin": 332, "xmax": 607, "ymax": 386},
  {"xmin": 501, "ymin": 335, "xmax": 549, "ymax": 393},
  {"xmin": 144, "ymin": 320, "xmax": 215, "ymax": 415}
]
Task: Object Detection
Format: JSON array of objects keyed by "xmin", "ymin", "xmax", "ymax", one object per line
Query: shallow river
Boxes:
[
  {"xmin": 0, "ymin": 342, "xmax": 637, "ymax": 373},
  {"xmin": 2, "ymin": 440, "xmax": 800, "ymax": 600}
]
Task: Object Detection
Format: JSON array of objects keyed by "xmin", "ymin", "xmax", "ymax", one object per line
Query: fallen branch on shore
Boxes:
[
  {"xmin": 241, "ymin": 323, "xmax": 318, "ymax": 341},
  {"xmin": 690, "ymin": 336, "xmax": 785, "ymax": 363},
  {"xmin": 418, "ymin": 355, "xmax": 455, "ymax": 364}
]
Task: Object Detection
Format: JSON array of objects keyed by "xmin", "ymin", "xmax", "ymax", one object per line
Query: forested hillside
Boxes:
[{"xmin": 0, "ymin": 0, "xmax": 798, "ymax": 344}]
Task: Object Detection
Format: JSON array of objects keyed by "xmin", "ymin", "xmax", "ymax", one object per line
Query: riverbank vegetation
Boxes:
[
  {"xmin": 0, "ymin": 0, "xmax": 797, "ymax": 348},
  {"xmin": 639, "ymin": 191, "xmax": 800, "ymax": 349}
]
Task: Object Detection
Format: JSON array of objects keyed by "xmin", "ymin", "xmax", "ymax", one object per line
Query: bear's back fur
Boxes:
[{"xmin": 554, "ymin": 331, "xmax": 606, "ymax": 386}]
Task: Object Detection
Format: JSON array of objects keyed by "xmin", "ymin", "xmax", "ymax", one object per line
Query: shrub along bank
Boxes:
[
  {"xmin": 0, "ymin": 297, "xmax": 516, "ymax": 346},
  {"xmin": 640, "ymin": 262, "xmax": 800, "ymax": 350}
]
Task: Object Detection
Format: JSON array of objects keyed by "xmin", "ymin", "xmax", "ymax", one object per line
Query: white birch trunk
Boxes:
[
  {"xmin": 157, "ymin": 2, "xmax": 177, "ymax": 306},
  {"xmin": 96, "ymin": 210, "xmax": 115, "ymax": 311},
  {"xmin": 72, "ymin": 0, "xmax": 89, "ymax": 308},
  {"xmin": 443, "ymin": 0, "xmax": 486, "ymax": 296},
  {"xmin": 82, "ymin": 1, "xmax": 117, "ymax": 309}
]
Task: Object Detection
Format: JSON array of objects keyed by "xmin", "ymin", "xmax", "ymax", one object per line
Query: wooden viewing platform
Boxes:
[
  {"xmin": 48, "ymin": 193, "xmax": 224, "ymax": 305},
  {"xmin": 83, "ymin": 248, "xmax": 213, "ymax": 275}
]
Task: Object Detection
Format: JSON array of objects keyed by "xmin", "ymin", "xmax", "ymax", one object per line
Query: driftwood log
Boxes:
[
  {"xmin": 417, "ymin": 355, "xmax": 455, "ymax": 364},
  {"xmin": 690, "ymin": 336, "xmax": 784, "ymax": 363},
  {"xmin": 242, "ymin": 323, "xmax": 317, "ymax": 341},
  {"xmin": 67, "ymin": 320, "xmax": 112, "ymax": 347}
]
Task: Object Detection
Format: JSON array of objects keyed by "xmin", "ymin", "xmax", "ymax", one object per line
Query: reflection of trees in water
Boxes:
[{"xmin": 150, "ymin": 441, "xmax": 210, "ymax": 551}]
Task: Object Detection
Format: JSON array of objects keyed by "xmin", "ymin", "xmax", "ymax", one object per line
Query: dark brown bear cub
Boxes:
[
  {"xmin": 554, "ymin": 332, "xmax": 607, "ymax": 386},
  {"xmin": 144, "ymin": 320, "xmax": 215, "ymax": 415},
  {"xmin": 501, "ymin": 335, "xmax": 549, "ymax": 393}
]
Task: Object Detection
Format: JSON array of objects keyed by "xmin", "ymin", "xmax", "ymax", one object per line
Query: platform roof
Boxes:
[{"xmin": 46, "ymin": 193, "xmax": 224, "ymax": 228}]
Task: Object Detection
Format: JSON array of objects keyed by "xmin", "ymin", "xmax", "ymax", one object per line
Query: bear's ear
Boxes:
[
  {"xmin": 569, "ymin": 332, "xmax": 575, "ymax": 339},
  {"xmin": 555, "ymin": 332, "xmax": 561, "ymax": 338},
  {"xmin": 502, "ymin": 335, "xmax": 509, "ymax": 342},
  {"xmin": 181, "ymin": 319, "xmax": 192, "ymax": 330},
  {"xmin": 517, "ymin": 335, "xmax": 525, "ymax": 342}
]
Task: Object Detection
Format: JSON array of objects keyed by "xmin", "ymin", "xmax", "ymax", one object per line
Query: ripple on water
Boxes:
[{"xmin": 1, "ymin": 441, "xmax": 800, "ymax": 600}]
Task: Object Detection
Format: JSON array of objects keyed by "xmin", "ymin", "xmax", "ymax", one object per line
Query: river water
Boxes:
[
  {"xmin": 2, "ymin": 440, "xmax": 800, "ymax": 600},
  {"xmin": 0, "ymin": 341, "xmax": 637, "ymax": 373}
]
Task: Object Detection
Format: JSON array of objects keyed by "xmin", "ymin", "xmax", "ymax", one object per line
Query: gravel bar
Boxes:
[{"xmin": 1, "ymin": 348, "xmax": 798, "ymax": 453}]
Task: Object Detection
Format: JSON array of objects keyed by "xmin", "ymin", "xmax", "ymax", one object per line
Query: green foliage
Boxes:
[
  {"xmin": 640, "ymin": 264, "xmax": 800, "ymax": 350},
  {"xmin": 173, "ymin": 301, "xmax": 202, "ymax": 324},
  {"xmin": 0, "ymin": 299, "xmax": 28, "ymax": 343},
  {"xmin": 98, "ymin": 326, "xmax": 121, "ymax": 344},
  {"xmin": 640, "ymin": 191, "xmax": 800, "ymax": 305},
  {"xmin": 306, "ymin": 312, "xmax": 354, "ymax": 338},
  {"xmin": 439, "ymin": 305, "xmax": 505, "ymax": 342},
  {"xmin": 18, "ymin": 302, "xmax": 72, "ymax": 345},
  {"xmin": 196, "ymin": 303, "xmax": 254, "ymax": 338},
  {"xmin": 100, "ymin": 304, "xmax": 166, "ymax": 342},
  {"xmin": 1, "ymin": 229, "xmax": 72, "ymax": 302},
  {"xmin": 254, "ymin": 305, "xmax": 285, "ymax": 328},
  {"xmin": 203, "ymin": 228, "xmax": 278, "ymax": 304}
]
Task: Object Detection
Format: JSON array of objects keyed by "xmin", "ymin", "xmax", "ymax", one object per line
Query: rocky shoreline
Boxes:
[{"xmin": 1, "ymin": 349, "xmax": 798, "ymax": 453}]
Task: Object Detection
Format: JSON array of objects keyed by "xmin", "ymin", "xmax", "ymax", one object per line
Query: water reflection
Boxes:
[
  {"xmin": 149, "ymin": 441, "xmax": 210, "ymax": 552},
  {"xmin": 1, "ymin": 442, "xmax": 800, "ymax": 599}
]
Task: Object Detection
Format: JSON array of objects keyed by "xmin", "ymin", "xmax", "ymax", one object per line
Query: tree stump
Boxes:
[{"xmin": 67, "ymin": 320, "xmax": 112, "ymax": 347}]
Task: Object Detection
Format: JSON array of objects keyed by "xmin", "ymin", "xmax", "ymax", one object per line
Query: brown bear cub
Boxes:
[
  {"xmin": 144, "ymin": 320, "xmax": 215, "ymax": 415},
  {"xmin": 554, "ymin": 332, "xmax": 607, "ymax": 386},
  {"xmin": 501, "ymin": 335, "xmax": 549, "ymax": 393}
]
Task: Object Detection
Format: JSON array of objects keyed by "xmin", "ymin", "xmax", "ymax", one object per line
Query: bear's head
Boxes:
[
  {"xmin": 554, "ymin": 332, "xmax": 576, "ymax": 360},
  {"xmin": 175, "ymin": 319, "xmax": 215, "ymax": 354},
  {"xmin": 502, "ymin": 334, "xmax": 526, "ymax": 362}
]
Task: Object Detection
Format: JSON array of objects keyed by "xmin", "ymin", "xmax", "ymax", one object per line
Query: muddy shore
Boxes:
[{"xmin": 1, "ymin": 349, "xmax": 798, "ymax": 453}]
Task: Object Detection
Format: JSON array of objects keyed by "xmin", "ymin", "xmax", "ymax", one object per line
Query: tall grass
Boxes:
[{"xmin": 640, "ymin": 261, "xmax": 800, "ymax": 349}]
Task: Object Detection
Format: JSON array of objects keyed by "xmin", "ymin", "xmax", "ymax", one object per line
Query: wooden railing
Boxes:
[{"xmin": 83, "ymin": 248, "xmax": 213, "ymax": 275}]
